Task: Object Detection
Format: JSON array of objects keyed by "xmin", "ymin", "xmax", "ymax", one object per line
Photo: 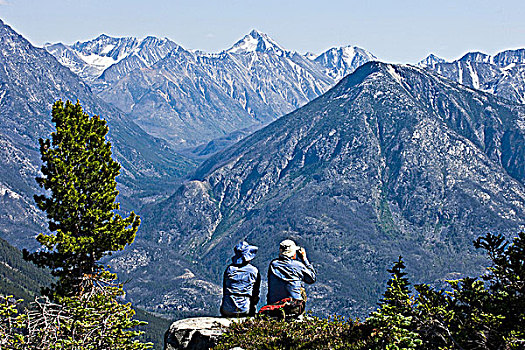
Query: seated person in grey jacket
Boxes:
[
  {"xmin": 267, "ymin": 239, "xmax": 316, "ymax": 309},
  {"xmin": 220, "ymin": 241, "xmax": 261, "ymax": 317}
]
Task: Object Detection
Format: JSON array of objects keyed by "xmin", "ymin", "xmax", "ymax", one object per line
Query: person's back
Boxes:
[
  {"xmin": 221, "ymin": 241, "xmax": 260, "ymax": 317},
  {"xmin": 266, "ymin": 240, "xmax": 316, "ymax": 306}
]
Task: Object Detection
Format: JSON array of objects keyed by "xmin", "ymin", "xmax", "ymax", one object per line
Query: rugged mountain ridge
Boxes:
[
  {"xmin": 0, "ymin": 19, "xmax": 195, "ymax": 249},
  {"xmin": 417, "ymin": 53, "xmax": 447, "ymax": 67},
  {"xmin": 314, "ymin": 46, "xmax": 378, "ymax": 81},
  {"xmin": 423, "ymin": 48, "xmax": 525, "ymax": 104},
  {"xmin": 44, "ymin": 34, "xmax": 178, "ymax": 84},
  {"xmin": 115, "ymin": 62, "xmax": 525, "ymax": 317},
  {"xmin": 47, "ymin": 30, "xmax": 377, "ymax": 148}
]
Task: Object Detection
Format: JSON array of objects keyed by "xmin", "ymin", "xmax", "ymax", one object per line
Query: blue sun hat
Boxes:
[{"xmin": 232, "ymin": 241, "xmax": 258, "ymax": 265}]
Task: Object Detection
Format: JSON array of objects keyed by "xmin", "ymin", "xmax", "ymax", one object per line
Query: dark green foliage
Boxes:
[
  {"xmin": 367, "ymin": 257, "xmax": 422, "ymax": 350},
  {"xmin": 0, "ymin": 238, "xmax": 53, "ymax": 305},
  {"xmin": 24, "ymin": 100, "xmax": 140, "ymax": 297},
  {"xmin": 380, "ymin": 256, "xmax": 412, "ymax": 314},
  {"xmin": 215, "ymin": 316, "xmax": 372, "ymax": 350},
  {"xmin": 375, "ymin": 232, "xmax": 525, "ymax": 349}
]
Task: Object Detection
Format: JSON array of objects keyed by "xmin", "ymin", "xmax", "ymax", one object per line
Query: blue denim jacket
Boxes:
[
  {"xmin": 267, "ymin": 256, "xmax": 316, "ymax": 304},
  {"xmin": 221, "ymin": 262, "xmax": 261, "ymax": 315}
]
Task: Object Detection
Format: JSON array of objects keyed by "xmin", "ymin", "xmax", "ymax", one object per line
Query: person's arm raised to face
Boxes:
[{"xmin": 298, "ymin": 247, "xmax": 316, "ymax": 284}]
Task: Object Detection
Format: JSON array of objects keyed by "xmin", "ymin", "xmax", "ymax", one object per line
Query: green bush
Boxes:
[
  {"xmin": 215, "ymin": 315, "xmax": 372, "ymax": 350},
  {"xmin": 0, "ymin": 273, "xmax": 152, "ymax": 350},
  {"xmin": 0, "ymin": 295, "xmax": 27, "ymax": 349}
]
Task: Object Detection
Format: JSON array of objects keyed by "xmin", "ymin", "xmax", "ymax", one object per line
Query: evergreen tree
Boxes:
[
  {"xmin": 367, "ymin": 256, "xmax": 422, "ymax": 350},
  {"xmin": 381, "ymin": 256, "xmax": 413, "ymax": 314},
  {"xmin": 24, "ymin": 100, "xmax": 140, "ymax": 297}
]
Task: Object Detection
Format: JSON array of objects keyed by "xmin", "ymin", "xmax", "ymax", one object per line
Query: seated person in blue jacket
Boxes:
[
  {"xmin": 266, "ymin": 239, "xmax": 316, "ymax": 314},
  {"xmin": 220, "ymin": 241, "xmax": 261, "ymax": 317}
]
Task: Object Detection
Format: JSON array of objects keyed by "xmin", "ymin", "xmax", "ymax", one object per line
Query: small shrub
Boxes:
[
  {"xmin": 215, "ymin": 315, "xmax": 372, "ymax": 350},
  {"xmin": 0, "ymin": 273, "xmax": 152, "ymax": 350}
]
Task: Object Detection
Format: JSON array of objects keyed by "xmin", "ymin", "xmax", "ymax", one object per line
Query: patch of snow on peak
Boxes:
[
  {"xmin": 77, "ymin": 52, "xmax": 120, "ymax": 71},
  {"xmin": 226, "ymin": 30, "xmax": 286, "ymax": 55},
  {"xmin": 466, "ymin": 62, "xmax": 480, "ymax": 89},
  {"xmin": 100, "ymin": 44, "xmax": 116, "ymax": 55},
  {"xmin": 418, "ymin": 53, "xmax": 446, "ymax": 67},
  {"xmin": 386, "ymin": 65, "xmax": 403, "ymax": 85}
]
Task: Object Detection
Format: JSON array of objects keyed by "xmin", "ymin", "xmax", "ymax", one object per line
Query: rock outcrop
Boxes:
[{"xmin": 164, "ymin": 317, "xmax": 244, "ymax": 350}]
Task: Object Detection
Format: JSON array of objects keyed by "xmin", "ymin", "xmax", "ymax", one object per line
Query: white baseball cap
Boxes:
[{"xmin": 279, "ymin": 239, "xmax": 298, "ymax": 258}]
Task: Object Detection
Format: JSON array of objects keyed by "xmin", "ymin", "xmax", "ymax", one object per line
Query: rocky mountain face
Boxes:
[
  {"xmin": 115, "ymin": 62, "xmax": 525, "ymax": 317},
  {"xmin": 44, "ymin": 35, "xmax": 178, "ymax": 85},
  {"xmin": 315, "ymin": 46, "xmax": 378, "ymax": 81},
  {"xmin": 0, "ymin": 19, "xmax": 196, "ymax": 249},
  {"xmin": 417, "ymin": 53, "xmax": 447, "ymax": 67},
  {"xmin": 423, "ymin": 49, "xmax": 525, "ymax": 104},
  {"xmin": 46, "ymin": 30, "xmax": 377, "ymax": 149}
]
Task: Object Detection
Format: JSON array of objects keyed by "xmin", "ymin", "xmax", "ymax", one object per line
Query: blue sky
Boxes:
[{"xmin": 1, "ymin": 0, "xmax": 524, "ymax": 63}]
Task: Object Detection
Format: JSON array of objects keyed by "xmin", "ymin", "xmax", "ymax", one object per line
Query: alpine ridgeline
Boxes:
[
  {"xmin": 420, "ymin": 49, "xmax": 525, "ymax": 104},
  {"xmin": 115, "ymin": 62, "xmax": 525, "ymax": 317},
  {"xmin": 46, "ymin": 30, "xmax": 377, "ymax": 148},
  {"xmin": 0, "ymin": 19, "xmax": 195, "ymax": 249}
]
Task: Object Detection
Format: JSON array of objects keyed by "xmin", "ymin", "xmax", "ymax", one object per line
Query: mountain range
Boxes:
[
  {"xmin": 2, "ymin": 16, "xmax": 525, "ymax": 319},
  {"xmin": 45, "ymin": 30, "xmax": 377, "ymax": 148},
  {"xmin": 420, "ymin": 50, "xmax": 525, "ymax": 104},
  {"xmin": 111, "ymin": 62, "xmax": 525, "ymax": 317}
]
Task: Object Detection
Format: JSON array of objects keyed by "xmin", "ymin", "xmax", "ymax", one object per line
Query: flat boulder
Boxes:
[{"xmin": 164, "ymin": 316, "xmax": 245, "ymax": 350}]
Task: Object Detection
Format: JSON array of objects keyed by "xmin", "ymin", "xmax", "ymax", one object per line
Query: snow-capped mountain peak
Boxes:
[
  {"xmin": 226, "ymin": 29, "xmax": 286, "ymax": 55},
  {"xmin": 459, "ymin": 51, "xmax": 492, "ymax": 64},
  {"xmin": 417, "ymin": 53, "xmax": 446, "ymax": 67},
  {"xmin": 71, "ymin": 34, "xmax": 138, "ymax": 59},
  {"xmin": 315, "ymin": 45, "xmax": 377, "ymax": 80},
  {"xmin": 45, "ymin": 34, "xmax": 179, "ymax": 83}
]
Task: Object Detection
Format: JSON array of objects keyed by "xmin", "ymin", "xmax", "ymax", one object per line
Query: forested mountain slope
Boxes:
[{"xmin": 117, "ymin": 62, "xmax": 525, "ymax": 316}]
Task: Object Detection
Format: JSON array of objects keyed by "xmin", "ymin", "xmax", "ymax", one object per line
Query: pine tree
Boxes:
[
  {"xmin": 382, "ymin": 256, "xmax": 412, "ymax": 314},
  {"xmin": 367, "ymin": 256, "xmax": 422, "ymax": 350},
  {"xmin": 24, "ymin": 100, "xmax": 140, "ymax": 297}
]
